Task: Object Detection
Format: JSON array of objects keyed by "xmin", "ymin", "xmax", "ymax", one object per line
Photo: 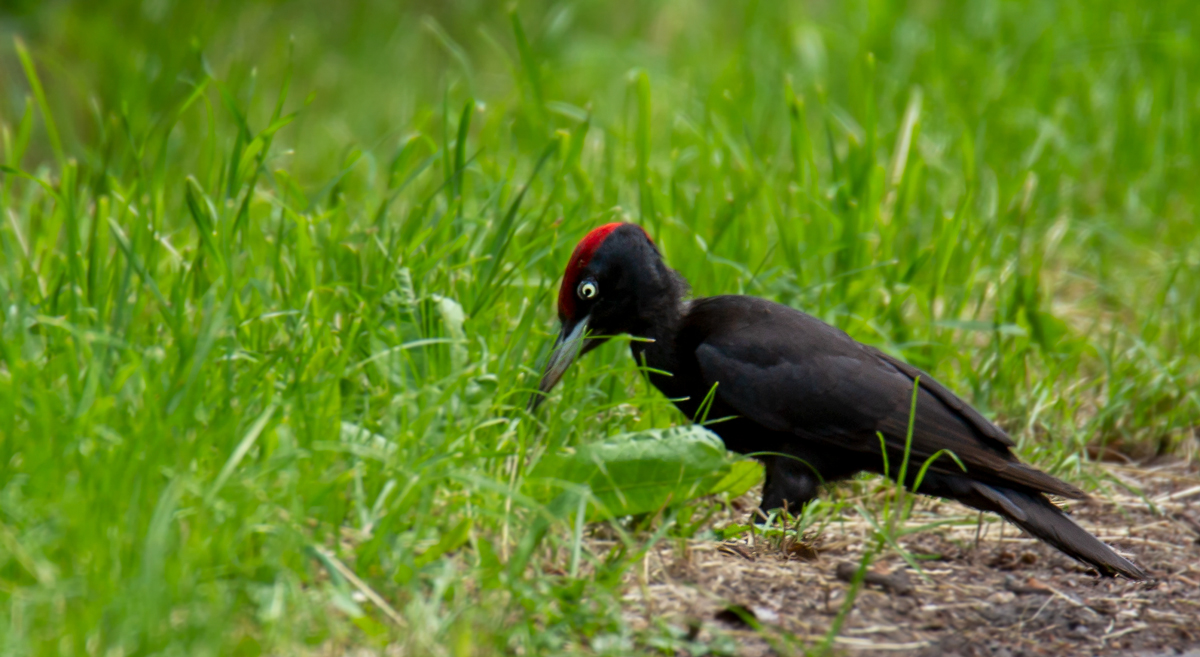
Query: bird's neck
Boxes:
[
  {"xmin": 628, "ymin": 266, "xmax": 689, "ymax": 365},
  {"xmin": 632, "ymin": 299, "xmax": 684, "ymax": 342}
]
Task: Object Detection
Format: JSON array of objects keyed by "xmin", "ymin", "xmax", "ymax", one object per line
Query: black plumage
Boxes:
[{"xmin": 533, "ymin": 223, "xmax": 1146, "ymax": 580}]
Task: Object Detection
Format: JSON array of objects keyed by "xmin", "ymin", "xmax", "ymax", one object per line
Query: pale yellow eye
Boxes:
[{"xmin": 577, "ymin": 280, "xmax": 598, "ymax": 299}]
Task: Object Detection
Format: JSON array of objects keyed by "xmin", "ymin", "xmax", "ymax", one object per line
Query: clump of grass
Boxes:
[{"xmin": 0, "ymin": 1, "xmax": 1197, "ymax": 654}]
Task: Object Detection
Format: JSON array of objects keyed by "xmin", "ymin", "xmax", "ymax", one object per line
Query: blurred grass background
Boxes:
[{"xmin": 0, "ymin": 0, "xmax": 1197, "ymax": 654}]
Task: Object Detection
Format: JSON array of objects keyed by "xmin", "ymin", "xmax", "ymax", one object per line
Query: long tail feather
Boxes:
[{"xmin": 973, "ymin": 483, "xmax": 1146, "ymax": 580}]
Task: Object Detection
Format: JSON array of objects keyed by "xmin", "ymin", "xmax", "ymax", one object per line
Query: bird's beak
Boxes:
[{"xmin": 529, "ymin": 314, "xmax": 590, "ymax": 412}]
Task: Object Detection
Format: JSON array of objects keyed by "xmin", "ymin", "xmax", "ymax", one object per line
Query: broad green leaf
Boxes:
[
  {"xmin": 526, "ymin": 426, "xmax": 742, "ymax": 521},
  {"xmin": 709, "ymin": 459, "xmax": 763, "ymax": 498}
]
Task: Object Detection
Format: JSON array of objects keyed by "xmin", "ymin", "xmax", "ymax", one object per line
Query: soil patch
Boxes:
[{"xmin": 618, "ymin": 460, "xmax": 1200, "ymax": 655}]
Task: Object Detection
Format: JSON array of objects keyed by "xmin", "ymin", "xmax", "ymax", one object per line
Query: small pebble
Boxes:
[{"xmin": 987, "ymin": 591, "xmax": 1016, "ymax": 604}]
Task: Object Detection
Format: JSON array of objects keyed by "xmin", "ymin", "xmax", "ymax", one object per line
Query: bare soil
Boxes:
[{"xmin": 618, "ymin": 460, "xmax": 1200, "ymax": 656}]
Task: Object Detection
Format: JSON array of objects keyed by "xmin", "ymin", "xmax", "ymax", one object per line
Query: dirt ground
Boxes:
[{"xmin": 618, "ymin": 459, "xmax": 1200, "ymax": 656}]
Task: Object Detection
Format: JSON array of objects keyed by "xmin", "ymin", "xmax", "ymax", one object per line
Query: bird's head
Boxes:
[{"xmin": 529, "ymin": 222, "xmax": 684, "ymax": 410}]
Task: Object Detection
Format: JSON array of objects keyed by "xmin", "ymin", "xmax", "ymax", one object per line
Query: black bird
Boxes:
[{"xmin": 531, "ymin": 222, "xmax": 1146, "ymax": 580}]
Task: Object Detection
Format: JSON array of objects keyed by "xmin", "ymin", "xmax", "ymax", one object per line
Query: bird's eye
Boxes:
[{"xmin": 577, "ymin": 280, "xmax": 598, "ymax": 300}]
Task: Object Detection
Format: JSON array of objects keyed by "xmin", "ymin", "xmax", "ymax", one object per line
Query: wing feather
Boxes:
[{"xmin": 685, "ymin": 296, "xmax": 1085, "ymax": 499}]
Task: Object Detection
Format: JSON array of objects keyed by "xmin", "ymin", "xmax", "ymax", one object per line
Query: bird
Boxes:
[{"xmin": 529, "ymin": 222, "xmax": 1147, "ymax": 580}]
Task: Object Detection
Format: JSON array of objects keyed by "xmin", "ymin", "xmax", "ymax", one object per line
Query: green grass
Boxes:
[{"xmin": 1, "ymin": 0, "xmax": 1198, "ymax": 654}]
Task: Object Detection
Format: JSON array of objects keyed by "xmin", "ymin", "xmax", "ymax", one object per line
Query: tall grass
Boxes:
[{"xmin": 0, "ymin": 1, "xmax": 1197, "ymax": 654}]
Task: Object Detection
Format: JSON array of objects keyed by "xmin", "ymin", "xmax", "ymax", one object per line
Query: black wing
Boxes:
[{"xmin": 683, "ymin": 296, "xmax": 1084, "ymax": 499}]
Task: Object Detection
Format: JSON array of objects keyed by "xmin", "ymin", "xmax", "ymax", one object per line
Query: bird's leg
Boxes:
[
  {"xmin": 759, "ymin": 455, "xmax": 821, "ymax": 517},
  {"xmin": 757, "ymin": 445, "xmax": 862, "ymax": 522}
]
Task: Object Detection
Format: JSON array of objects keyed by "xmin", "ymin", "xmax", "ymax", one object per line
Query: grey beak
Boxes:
[{"xmin": 528, "ymin": 315, "xmax": 590, "ymax": 412}]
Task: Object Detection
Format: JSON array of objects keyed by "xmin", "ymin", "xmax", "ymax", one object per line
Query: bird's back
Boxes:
[{"xmin": 670, "ymin": 295, "xmax": 1085, "ymax": 500}]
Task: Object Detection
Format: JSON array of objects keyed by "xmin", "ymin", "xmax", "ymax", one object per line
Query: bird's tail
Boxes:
[{"xmin": 970, "ymin": 482, "xmax": 1147, "ymax": 580}]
